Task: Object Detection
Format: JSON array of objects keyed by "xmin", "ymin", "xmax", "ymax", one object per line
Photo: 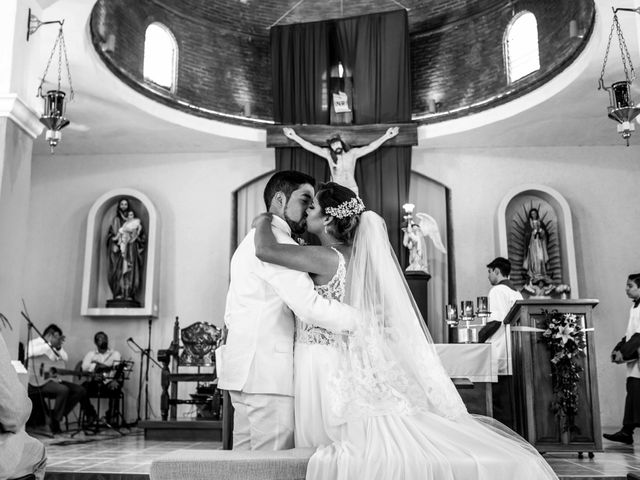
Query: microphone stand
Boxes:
[
  {"xmin": 145, "ymin": 317, "xmax": 152, "ymax": 420},
  {"xmin": 20, "ymin": 307, "xmax": 60, "ymax": 438},
  {"xmin": 21, "ymin": 310, "xmax": 61, "ymax": 370},
  {"xmin": 127, "ymin": 327, "xmax": 161, "ymax": 424}
]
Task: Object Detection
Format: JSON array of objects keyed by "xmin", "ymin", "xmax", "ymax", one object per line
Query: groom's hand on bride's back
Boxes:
[{"xmin": 251, "ymin": 212, "xmax": 272, "ymax": 229}]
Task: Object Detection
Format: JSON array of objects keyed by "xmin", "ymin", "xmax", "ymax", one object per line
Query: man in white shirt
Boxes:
[
  {"xmin": 27, "ymin": 324, "xmax": 95, "ymax": 433},
  {"xmin": 603, "ymin": 273, "xmax": 640, "ymax": 445},
  {"xmin": 217, "ymin": 170, "xmax": 360, "ymax": 451},
  {"xmin": 82, "ymin": 331, "xmax": 123, "ymax": 426},
  {"xmin": 1, "ymin": 332, "xmax": 47, "ymax": 480},
  {"xmin": 479, "ymin": 257, "xmax": 523, "ymax": 429}
]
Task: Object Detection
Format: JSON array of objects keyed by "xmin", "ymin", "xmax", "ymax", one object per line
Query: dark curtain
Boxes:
[
  {"xmin": 271, "ymin": 21, "xmax": 331, "ymax": 181},
  {"xmin": 336, "ymin": 11, "xmax": 411, "ymax": 256},
  {"xmin": 271, "ymin": 10, "xmax": 411, "ymax": 257}
]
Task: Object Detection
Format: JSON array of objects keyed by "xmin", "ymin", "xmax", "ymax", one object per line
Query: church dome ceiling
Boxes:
[{"xmin": 90, "ymin": 0, "xmax": 595, "ymax": 128}]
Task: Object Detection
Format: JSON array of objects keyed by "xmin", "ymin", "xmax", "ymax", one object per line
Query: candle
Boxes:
[
  {"xmin": 402, "ymin": 203, "xmax": 415, "ymax": 214},
  {"xmin": 461, "ymin": 300, "xmax": 474, "ymax": 318},
  {"xmin": 444, "ymin": 304, "xmax": 458, "ymax": 322},
  {"xmin": 476, "ymin": 296, "xmax": 489, "ymax": 314}
]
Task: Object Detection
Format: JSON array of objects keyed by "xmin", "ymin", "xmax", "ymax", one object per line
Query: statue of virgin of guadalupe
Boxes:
[{"xmin": 522, "ymin": 208, "xmax": 549, "ymax": 281}]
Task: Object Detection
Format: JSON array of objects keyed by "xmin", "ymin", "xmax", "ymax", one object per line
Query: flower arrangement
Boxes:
[
  {"xmin": 555, "ymin": 284, "xmax": 572, "ymax": 299},
  {"xmin": 540, "ymin": 309, "xmax": 586, "ymax": 433}
]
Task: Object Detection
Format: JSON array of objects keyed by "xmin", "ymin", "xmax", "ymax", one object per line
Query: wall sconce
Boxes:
[
  {"xmin": 27, "ymin": 8, "xmax": 74, "ymax": 154},
  {"xmin": 598, "ymin": 7, "xmax": 640, "ymax": 146}
]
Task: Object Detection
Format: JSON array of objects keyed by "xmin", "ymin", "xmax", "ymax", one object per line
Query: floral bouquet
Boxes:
[
  {"xmin": 555, "ymin": 284, "xmax": 571, "ymax": 299},
  {"xmin": 540, "ymin": 310, "xmax": 586, "ymax": 433}
]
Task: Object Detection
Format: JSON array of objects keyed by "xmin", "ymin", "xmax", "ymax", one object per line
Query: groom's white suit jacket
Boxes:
[{"xmin": 216, "ymin": 216, "xmax": 358, "ymax": 396}]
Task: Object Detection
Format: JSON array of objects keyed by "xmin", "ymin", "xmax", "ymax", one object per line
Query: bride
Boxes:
[{"xmin": 252, "ymin": 182, "xmax": 557, "ymax": 480}]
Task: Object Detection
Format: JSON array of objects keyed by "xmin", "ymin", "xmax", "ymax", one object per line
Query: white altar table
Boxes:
[
  {"xmin": 435, "ymin": 343, "xmax": 497, "ymax": 383},
  {"xmin": 435, "ymin": 343, "xmax": 497, "ymax": 416}
]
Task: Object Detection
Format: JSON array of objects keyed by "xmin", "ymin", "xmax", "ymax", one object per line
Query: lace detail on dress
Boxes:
[{"xmin": 296, "ymin": 248, "xmax": 346, "ymax": 347}]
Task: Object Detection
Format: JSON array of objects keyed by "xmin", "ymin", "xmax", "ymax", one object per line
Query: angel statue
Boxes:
[{"xmin": 402, "ymin": 212, "xmax": 447, "ymax": 274}]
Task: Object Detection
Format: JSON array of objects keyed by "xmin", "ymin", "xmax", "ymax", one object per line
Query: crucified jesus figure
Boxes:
[{"xmin": 283, "ymin": 126, "xmax": 399, "ymax": 195}]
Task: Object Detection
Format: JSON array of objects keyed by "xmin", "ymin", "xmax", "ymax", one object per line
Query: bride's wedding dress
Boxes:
[{"xmin": 294, "ymin": 213, "xmax": 558, "ymax": 480}]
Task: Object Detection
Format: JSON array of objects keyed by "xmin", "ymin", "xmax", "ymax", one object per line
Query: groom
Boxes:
[{"xmin": 216, "ymin": 170, "xmax": 359, "ymax": 451}]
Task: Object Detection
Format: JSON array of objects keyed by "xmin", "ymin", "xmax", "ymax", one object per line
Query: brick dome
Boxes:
[{"xmin": 90, "ymin": 0, "xmax": 595, "ymax": 127}]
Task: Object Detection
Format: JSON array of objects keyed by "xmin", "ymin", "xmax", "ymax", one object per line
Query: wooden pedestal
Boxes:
[
  {"xmin": 505, "ymin": 299, "xmax": 602, "ymax": 454},
  {"xmin": 405, "ymin": 272, "xmax": 433, "ymax": 339}
]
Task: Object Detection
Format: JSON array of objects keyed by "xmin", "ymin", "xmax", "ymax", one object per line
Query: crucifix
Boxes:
[{"xmin": 266, "ymin": 123, "xmax": 417, "ymax": 196}]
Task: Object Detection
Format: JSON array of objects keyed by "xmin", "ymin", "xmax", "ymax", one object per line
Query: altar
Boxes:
[{"xmin": 435, "ymin": 343, "xmax": 497, "ymax": 416}]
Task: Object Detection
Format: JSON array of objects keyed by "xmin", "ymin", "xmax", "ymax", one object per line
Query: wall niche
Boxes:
[{"xmin": 81, "ymin": 188, "xmax": 160, "ymax": 317}]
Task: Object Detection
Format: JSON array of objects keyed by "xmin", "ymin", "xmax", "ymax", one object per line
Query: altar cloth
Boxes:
[{"xmin": 435, "ymin": 343, "xmax": 497, "ymax": 383}]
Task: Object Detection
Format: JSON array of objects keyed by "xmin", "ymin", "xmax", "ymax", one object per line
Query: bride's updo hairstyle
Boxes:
[{"xmin": 316, "ymin": 182, "xmax": 365, "ymax": 245}]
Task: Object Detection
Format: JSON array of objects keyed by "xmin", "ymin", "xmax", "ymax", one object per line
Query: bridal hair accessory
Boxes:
[{"xmin": 325, "ymin": 197, "xmax": 365, "ymax": 219}]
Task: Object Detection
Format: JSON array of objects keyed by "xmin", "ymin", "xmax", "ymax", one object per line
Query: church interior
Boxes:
[{"xmin": 2, "ymin": 0, "xmax": 640, "ymax": 478}]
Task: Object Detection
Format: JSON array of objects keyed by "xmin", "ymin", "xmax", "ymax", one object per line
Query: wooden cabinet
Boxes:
[{"xmin": 504, "ymin": 299, "xmax": 601, "ymax": 454}]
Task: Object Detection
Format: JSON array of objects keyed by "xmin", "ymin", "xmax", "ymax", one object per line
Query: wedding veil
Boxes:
[
  {"xmin": 327, "ymin": 211, "xmax": 557, "ymax": 479},
  {"xmin": 331, "ymin": 211, "xmax": 467, "ymax": 422}
]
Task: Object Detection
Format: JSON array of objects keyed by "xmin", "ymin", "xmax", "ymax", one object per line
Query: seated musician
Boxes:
[
  {"xmin": 27, "ymin": 324, "xmax": 96, "ymax": 434},
  {"xmin": 81, "ymin": 331, "xmax": 123, "ymax": 426}
]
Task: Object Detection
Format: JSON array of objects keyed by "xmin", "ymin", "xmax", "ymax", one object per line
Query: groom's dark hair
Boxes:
[{"xmin": 263, "ymin": 170, "xmax": 315, "ymax": 210}]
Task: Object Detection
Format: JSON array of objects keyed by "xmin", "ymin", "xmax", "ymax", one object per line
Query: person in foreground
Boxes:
[
  {"xmin": 253, "ymin": 182, "xmax": 558, "ymax": 480},
  {"xmin": 1, "ymin": 332, "xmax": 47, "ymax": 480}
]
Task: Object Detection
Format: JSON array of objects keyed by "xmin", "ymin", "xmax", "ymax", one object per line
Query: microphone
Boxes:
[{"xmin": 127, "ymin": 337, "xmax": 133, "ymax": 343}]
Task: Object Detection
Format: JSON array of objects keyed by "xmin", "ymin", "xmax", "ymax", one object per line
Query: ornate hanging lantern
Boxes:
[
  {"xmin": 597, "ymin": 8, "xmax": 640, "ymax": 146},
  {"xmin": 28, "ymin": 9, "xmax": 74, "ymax": 153}
]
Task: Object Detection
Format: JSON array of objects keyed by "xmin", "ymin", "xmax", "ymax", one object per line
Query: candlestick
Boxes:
[
  {"xmin": 444, "ymin": 304, "xmax": 458, "ymax": 324},
  {"xmin": 476, "ymin": 296, "xmax": 489, "ymax": 315},
  {"xmin": 461, "ymin": 300, "xmax": 474, "ymax": 319}
]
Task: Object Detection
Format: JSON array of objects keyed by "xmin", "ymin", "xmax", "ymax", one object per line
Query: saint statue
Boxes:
[
  {"xmin": 522, "ymin": 208, "xmax": 549, "ymax": 283},
  {"xmin": 106, "ymin": 197, "xmax": 146, "ymax": 307},
  {"xmin": 402, "ymin": 212, "xmax": 447, "ymax": 274}
]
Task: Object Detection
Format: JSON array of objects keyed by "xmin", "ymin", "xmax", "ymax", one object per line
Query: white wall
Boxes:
[
  {"xmin": 24, "ymin": 148, "xmax": 272, "ymax": 422},
  {"xmin": 412, "ymin": 144, "xmax": 640, "ymax": 428},
  {"xmin": 21, "ymin": 142, "xmax": 640, "ymax": 428}
]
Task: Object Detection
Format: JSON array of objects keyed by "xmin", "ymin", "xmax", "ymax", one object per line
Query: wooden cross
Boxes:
[{"xmin": 266, "ymin": 123, "xmax": 418, "ymax": 148}]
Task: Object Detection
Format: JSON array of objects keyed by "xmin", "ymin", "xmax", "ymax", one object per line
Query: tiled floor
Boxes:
[
  {"xmin": 42, "ymin": 428, "xmax": 220, "ymax": 479},
  {"xmin": 40, "ymin": 427, "xmax": 640, "ymax": 480}
]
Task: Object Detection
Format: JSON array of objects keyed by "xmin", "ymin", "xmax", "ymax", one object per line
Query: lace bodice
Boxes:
[{"xmin": 296, "ymin": 247, "xmax": 346, "ymax": 347}]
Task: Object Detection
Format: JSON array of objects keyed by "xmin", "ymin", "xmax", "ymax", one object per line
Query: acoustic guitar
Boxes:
[{"xmin": 29, "ymin": 356, "xmax": 104, "ymax": 385}]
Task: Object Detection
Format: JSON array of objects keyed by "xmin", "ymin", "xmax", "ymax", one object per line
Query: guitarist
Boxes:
[
  {"xmin": 81, "ymin": 331, "xmax": 123, "ymax": 425},
  {"xmin": 27, "ymin": 324, "xmax": 96, "ymax": 434}
]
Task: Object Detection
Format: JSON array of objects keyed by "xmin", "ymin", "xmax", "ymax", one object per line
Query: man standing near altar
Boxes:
[
  {"xmin": 479, "ymin": 257, "xmax": 523, "ymax": 429},
  {"xmin": 216, "ymin": 170, "xmax": 359, "ymax": 451}
]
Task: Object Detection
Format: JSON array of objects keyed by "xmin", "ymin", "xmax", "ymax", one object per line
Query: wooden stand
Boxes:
[
  {"xmin": 505, "ymin": 299, "xmax": 602, "ymax": 456},
  {"xmin": 142, "ymin": 319, "xmax": 222, "ymax": 441},
  {"xmin": 404, "ymin": 272, "xmax": 433, "ymax": 339}
]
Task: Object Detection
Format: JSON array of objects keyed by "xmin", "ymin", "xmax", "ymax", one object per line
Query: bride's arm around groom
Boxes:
[{"xmin": 216, "ymin": 170, "xmax": 359, "ymax": 451}]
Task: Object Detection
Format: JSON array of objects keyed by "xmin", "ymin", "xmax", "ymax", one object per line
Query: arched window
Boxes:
[
  {"xmin": 504, "ymin": 11, "xmax": 540, "ymax": 84},
  {"xmin": 143, "ymin": 23, "xmax": 177, "ymax": 91}
]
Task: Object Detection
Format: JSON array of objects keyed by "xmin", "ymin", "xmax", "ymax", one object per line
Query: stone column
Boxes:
[{"xmin": 0, "ymin": 0, "xmax": 43, "ymax": 355}]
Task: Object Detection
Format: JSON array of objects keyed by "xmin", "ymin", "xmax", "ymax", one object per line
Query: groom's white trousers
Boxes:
[{"xmin": 229, "ymin": 391, "xmax": 294, "ymax": 450}]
